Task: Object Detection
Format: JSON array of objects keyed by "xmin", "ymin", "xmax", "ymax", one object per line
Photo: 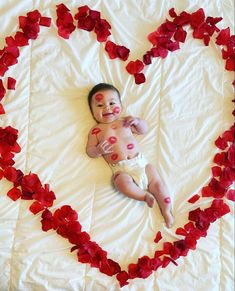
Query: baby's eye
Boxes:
[
  {"xmin": 97, "ymin": 104, "xmax": 103, "ymax": 107},
  {"xmin": 110, "ymin": 102, "xmax": 115, "ymax": 105}
]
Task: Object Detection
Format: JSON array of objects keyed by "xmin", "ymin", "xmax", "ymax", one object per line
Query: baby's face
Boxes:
[{"xmin": 91, "ymin": 89, "xmax": 122, "ymax": 124}]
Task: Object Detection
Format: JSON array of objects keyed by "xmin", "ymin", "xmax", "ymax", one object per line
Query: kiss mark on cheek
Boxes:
[
  {"xmin": 91, "ymin": 128, "xmax": 101, "ymax": 135},
  {"xmin": 113, "ymin": 107, "xmax": 120, "ymax": 114},
  {"xmin": 94, "ymin": 93, "xmax": 104, "ymax": 102},
  {"xmin": 111, "ymin": 153, "xmax": 118, "ymax": 161},
  {"xmin": 127, "ymin": 143, "xmax": 134, "ymax": 150},
  {"xmin": 108, "ymin": 136, "xmax": 117, "ymax": 144},
  {"xmin": 164, "ymin": 197, "xmax": 171, "ymax": 204}
]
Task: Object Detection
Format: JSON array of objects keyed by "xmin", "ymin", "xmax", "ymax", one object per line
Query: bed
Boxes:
[{"xmin": 0, "ymin": 0, "xmax": 234, "ymax": 290}]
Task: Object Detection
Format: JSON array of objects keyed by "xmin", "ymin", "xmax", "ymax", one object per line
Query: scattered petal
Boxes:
[
  {"xmin": 188, "ymin": 194, "xmax": 200, "ymax": 204},
  {"xmin": 154, "ymin": 231, "xmax": 162, "ymax": 243},
  {"xmin": 7, "ymin": 187, "xmax": 21, "ymax": 201},
  {"xmin": 7, "ymin": 77, "xmax": 16, "ymax": 90}
]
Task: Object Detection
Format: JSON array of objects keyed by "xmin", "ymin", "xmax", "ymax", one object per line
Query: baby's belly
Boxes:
[{"xmin": 104, "ymin": 140, "xmax": 140, "ymax": 164}]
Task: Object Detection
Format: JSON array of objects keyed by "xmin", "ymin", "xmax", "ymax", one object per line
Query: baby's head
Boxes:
[{"xmin": 88, "ymin": 83, "xmax": 122, "ymax": 124}]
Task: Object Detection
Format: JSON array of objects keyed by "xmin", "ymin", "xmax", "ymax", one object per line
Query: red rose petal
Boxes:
[
  {"xmin": 105, "ymin": 41, "xmax": 117, "ymax": 59},
  {"xmin": 4, "ymin": 167, "xmax": 18, "ymax": 183},
  {"xmin": 212, "ymin": 166, "xmax": 222, "ymax": 177},
  {"xmin": 154, "ymin": 231, "xmax": 162, "ymax": 243},
  {"xmin": 39, "ymin": 17, "xmax": 52, "ymax": 27},
  {"xmin": 126, "ymin": 60, "xmax": 144, "ymax": 75},
  {"xmin": 158, "ymin": 47, "xmax": 168, "ymax": 58},
  {"xmin": 175, "ymin": 227, "xmax": 188, "ymax": 236},
  {"xmin": 116, "ymin": 45, "xmax": 130, "ymax": 61},
  {"xmin": 190, "ymin": 8, "xmax": 205, "ymax": 28},
  {"xmin": 7, "ymin": 77, "xmax": 16, "ymax": 90},
  {"xmin": 173, "ymin": 11, "xmax": 191, "ymax": 26},
  {"xmin": 89, "ymin": 10, "xmax": 101, "ymax": 20},
  {"xmin": 134, "ymin": 73, "xmax": 146, "ymax": 84},
  {"xmin": 77, "ymin": 16, "xmax": 96, "ymax": 31},
  {"xmin": 167, "ymin": 41, "xmax": 180, "ymax": 52},
  {"xmin": 0, "ymin": 169, "xmax": 3, "ymax": 180},
  {"xmin": 29, "ymin": 201, "xmax": 45, "ymax": 214},
  {"xmin": 143, "ymin": 53, "xmax": 152, "ymax": 65},
  {"xmin": 27, "ymin": 10, "xmax": 41, "ymax": 23},
  {"xmin": 169, "ymin": 8, "xmax": 177, "ymax": 18},
  {"xmin": 188, "ymin": 194, "xmax": 200, "ymax": 204},
  {"xmin": 225, "ymin": 57, "xmax": 235, "ymax": 71},
  {"xmin": 174, "ymin": 27, "xmax": 187, "ymax": 43},
  {"xmin": 14, "ymin": 31, "xmax": 29, "ymax": 46},
  {"xmin": 226, "ymin": 189, "xmax": 235, "ymax": 201},
  {"xmin": 75, "ymin": 5, "xmax": 90, "ymax": 19},
  {"xmin": 216, "ymin": 27, "xmax": 230, "ymax": 45},
  {"xmin": 0, "ymin": 104, "xmax": 5, "ymax": 114},
  {"xmin": 215, "ymin": 136, "xmax": 228, "ymax": 150},
  {"xmin": 203, "ymin": 35, "xmax": 210, "ymax": 46},
  {"xmin": 0, "ymin": 80, "xmax": 6, "ymax": 101},
  {"xmin": 116, "ymin": 271, "xmax": 129, "ymax": 287},
  {"xmin": 201, "ymin": 185, "xmax": 214, "ymax": 197},
  {"xmin": 19, "ymin": 16, "xmax": 27, "ymax": 29},
  {"xmin": 0, "ymin": 61, "xmax": 8, "ymax": 77},
  {"xmin": 7, "ymin": 187, "xmax": 21, "ymax": 201}
]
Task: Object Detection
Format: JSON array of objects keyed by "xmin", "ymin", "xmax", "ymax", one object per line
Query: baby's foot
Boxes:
[
  {"xmin": 162, "ymin": 210, "xmax": 174, "ymax": 228},
  {"xmin": 145, "ymin": 193, "xmax": 154, "ymax": 208}
]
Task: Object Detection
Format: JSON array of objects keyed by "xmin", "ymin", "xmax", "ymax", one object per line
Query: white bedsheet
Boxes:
[{"xmin": 0, "ymin": 0, "xmax": 234, "ymax": 290}]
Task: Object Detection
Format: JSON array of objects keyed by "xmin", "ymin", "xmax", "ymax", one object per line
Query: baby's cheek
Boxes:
[{"xmin": 113, "ymin": 107, "xmax": 120, "ymax": 114}]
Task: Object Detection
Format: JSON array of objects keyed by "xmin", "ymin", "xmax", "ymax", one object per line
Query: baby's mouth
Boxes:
[{"xmin": 102, "ymin": 112, "xmax": 113, "ymax": 117}]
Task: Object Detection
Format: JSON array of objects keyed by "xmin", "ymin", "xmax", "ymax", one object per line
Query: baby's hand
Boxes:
[
  {"xmin": 123, "ymin": 116, "xmax": 139, "ymax": 128},
  {"xmin": 97, "ymin": 140, "xmax": 114, "ymax": 155}
]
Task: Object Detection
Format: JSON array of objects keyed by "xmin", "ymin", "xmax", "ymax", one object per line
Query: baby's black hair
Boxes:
[{"xmin": 88, "ymin": 83, "xmax": 121, "ymax": 113}]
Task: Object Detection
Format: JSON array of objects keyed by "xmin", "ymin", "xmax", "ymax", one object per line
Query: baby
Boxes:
[{"xmin": 86, "ymin": 83, "xmax": 174, "ymax": 228}]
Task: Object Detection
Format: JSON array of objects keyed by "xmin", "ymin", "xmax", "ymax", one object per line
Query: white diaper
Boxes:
[{"xmin": 109, "ymin": 153, "xmax": 148, "ymax": 190}]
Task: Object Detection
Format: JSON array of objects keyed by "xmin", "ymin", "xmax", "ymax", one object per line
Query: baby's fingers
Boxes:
[
  {"xmin": 99, "ymin": 140, "xmax": 113, "ymax": 154},
  {"xmin": 103, "ymin": 144, "xmax": 113, "ymax": 154}
]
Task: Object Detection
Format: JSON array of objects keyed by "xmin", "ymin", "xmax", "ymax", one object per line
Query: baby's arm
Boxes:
[
  {"xmin": 123, "ymin": 116, "xmax": 148, "ymax": 134},
  {"xmin": 86, "ymin": 128, "xmax": 113, "ymax": 158}
]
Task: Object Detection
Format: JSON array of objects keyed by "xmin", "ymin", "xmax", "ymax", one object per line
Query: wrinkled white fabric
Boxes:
[{"xmin": 0, "ymin": 0, "xmax": 234, "ymax": 290}]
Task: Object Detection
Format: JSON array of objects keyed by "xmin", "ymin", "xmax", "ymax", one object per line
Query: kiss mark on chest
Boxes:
[{"xmin": 108, "ymin": 136, "xmax": 117, "ymax": 144}]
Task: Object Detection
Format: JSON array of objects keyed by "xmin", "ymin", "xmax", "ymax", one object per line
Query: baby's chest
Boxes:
[{"xmin": 99, "ymin": 125, "xmax": 131, "ymax": 143}]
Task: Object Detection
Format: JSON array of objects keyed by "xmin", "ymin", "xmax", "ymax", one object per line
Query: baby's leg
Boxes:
[
  {"xmin": 113, "ymin": 172, "xmax": 154, "ymax": 208},
  {"xmin": 145, "ymin": 164, "xmax": 174, "ymax": 228}
]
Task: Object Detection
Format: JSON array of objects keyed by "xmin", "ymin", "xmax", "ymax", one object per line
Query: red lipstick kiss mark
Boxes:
[
  {"xmin": 111, "ymin": 153, "xmax": 118, "ymax": 161},
  {"xmin": 164, "ymin": 197, "xmax": 171, "ymax": 204},
  {"xmin": 113, "ymin": 107, "xmax": 120, "ymax": 114},
  {"xmin": 108, "ymin": 136, "xmax": 117, "ymax": 144},
  {"xmin": 127, "ymin": 143, "xmax": 134, "ymax": 150},
  {"xmin": 91, "ymin": 127, "xmax": 101, "ymax": 135},
  {"xmin": 94, "ymin": 93, "xmax": 104, "ymax": 102}
]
